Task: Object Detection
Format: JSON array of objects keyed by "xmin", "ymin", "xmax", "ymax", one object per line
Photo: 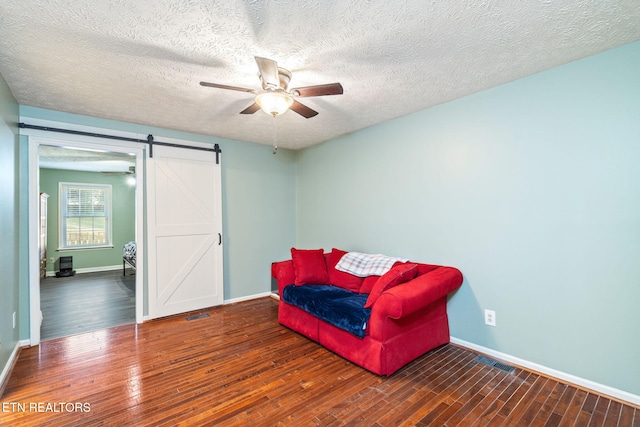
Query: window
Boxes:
[{"xmin": 59, "ymin": 183, "xmax": 112, "ymax": 249}]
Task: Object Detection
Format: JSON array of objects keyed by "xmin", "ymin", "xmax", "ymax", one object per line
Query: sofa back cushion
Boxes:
[
  {"xmin": 358, "ymin": 275, "xmax": 381, "ymax": 294},
  {"xmin": 364, "ymin": 263, "xmax": 419, "ymax": 308},
  {"xmin": 291, "ymin": 248, "xmax": 330, "ymax": 286},
  {"xmin": 357, "ymin": 260, "xmax": 406, "ymax": 294},
  {"xmin": 327, "ymin": 248, "xmax": 365, "ymax": 292}
]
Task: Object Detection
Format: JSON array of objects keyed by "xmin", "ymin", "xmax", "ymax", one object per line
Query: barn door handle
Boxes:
[{"xmin": 218, "ymin": 233, "xmax": 222, "ymax": 245}]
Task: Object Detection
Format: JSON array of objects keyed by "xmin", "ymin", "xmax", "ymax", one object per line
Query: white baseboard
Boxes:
[
  {"xmin": 0, "ymin": 342, "xmax": 22, "ymax": 396},
  {"xmin": 224, "ymin": 292, "xmax": 273, "ymax": 305},
  {"xmin": 450, "ymin": 337, "xmax": 640, "ymax": 407},
  {"xmin": 46, "ymin": 264, "xmax": 123, "ymax": 277},
  {"xmin": 141, "ymin": 294, "xmax": 272, "ymax": 323}
]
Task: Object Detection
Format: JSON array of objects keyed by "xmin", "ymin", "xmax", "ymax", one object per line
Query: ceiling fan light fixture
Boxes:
[
  {"xmin": 255, "ymin": 91, "xmax": 294, "ymax": 117},
  {"xmin": 201, "ymin": 56, "xmax": 342, "ymax": 119}
]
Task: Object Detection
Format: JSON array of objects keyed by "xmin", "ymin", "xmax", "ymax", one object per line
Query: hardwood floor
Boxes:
[
  {"xmin": 2, "ymin": 297, "xmax": 637, "ymax": 426},
  {"xmin": 40, "ymin": 270, "xmax": 135, "ymax": 341}
]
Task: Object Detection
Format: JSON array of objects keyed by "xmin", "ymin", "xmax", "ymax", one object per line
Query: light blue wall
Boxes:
[
  {"xmin": 296, "ymin": 41, "xmax": 640, "ymax": 395},
  {"xmin": 18, "ymin": 107, "xmax": 296, "ymax": 323},
  {"xmin": 0, "ymin": 73, "xmax": 20, "ymax": 374},
  {"xmin": 6, "ymin": 40, "xmax": 639, "ymax": 399},
  {"xmin": 221, "ymin": 142, "xmax": 297, "ymax": 299}
]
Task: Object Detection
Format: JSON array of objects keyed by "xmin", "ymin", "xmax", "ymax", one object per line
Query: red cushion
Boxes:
[
  {"xmin": 364, "ymin": 263, "xmax": 419, "ymax": 308},
  {"xmin": 291, "ymin": 248, "xmax": 330, "ymax": 286},
  {"xmin": 327, "ymin": 248, "xmax": 364, "ymax": 292},
  {"xmin": 358, "ymin": 260, "xmax": 404, "ymax": 294},
  {"xmin": 358, "ymin": 275, "xmax": 381, "ymax": 294}
]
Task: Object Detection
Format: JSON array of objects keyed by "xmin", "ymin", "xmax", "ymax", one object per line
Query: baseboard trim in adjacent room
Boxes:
[
  {"xmin": 46, "ymin": 264, "xmax": 122, "ymax": 277},
  {"xmin": 224, "ymin": 292, "xmax": 273, "ymax": 305},
  {"xmin": 450, "ymin": 337, "xmax": 640, "ymax": 407},
  {"xmin": 0, "ymin": 342, "xmax": 22, "ymax": 398}
]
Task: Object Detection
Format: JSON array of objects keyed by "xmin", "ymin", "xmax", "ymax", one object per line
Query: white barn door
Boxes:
[{"xmin": 147, "ymin": 144, "xmax": 223, "ymax": 319}]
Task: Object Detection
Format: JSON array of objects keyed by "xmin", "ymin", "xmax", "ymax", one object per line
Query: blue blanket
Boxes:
[{"xmin": 282, "ymin": 284, "xmax": 371, "ymax": 338}]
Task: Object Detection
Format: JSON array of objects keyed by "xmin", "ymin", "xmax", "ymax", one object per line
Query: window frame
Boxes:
[{"xmin": 58, "ymin": 182, "xmax": 113, "ymax": 250}]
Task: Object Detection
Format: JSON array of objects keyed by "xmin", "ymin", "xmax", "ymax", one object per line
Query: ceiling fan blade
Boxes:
[
  {"xmin": 200, "ymin": 81, "xmax": 255, "ymax": 93},
  {"xmin": 239, "ymin": 102, "xmax": 261, "ymax": 115},
  {"xmin": 255, "ymin": 56, "xmax": 280, "ymax": 89},
  {"xmin": 290, "ymin": 100, "xmax": 319, "ymax": 118},
  {"xmin": 292, "ymin": 83, "xmax": 343, "ymax": 97}
]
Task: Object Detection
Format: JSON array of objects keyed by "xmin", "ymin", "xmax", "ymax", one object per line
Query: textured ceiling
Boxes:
[
  {"xmin": 1, "ymin": 1, "xmax": 639, "ymax": 150},
  {"xmin": 39, "ymin": 145, "xmax": 135, "ymax": 172}
]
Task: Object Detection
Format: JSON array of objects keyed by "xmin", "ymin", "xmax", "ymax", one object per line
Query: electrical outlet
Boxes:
[
  {"xmin": 49, "ymin": 257, "xmax": 54, "ymax": 263},
  {"xmin": 484, "ymin": 309, "xmax": 496, "ymax": 327},
  {"xmin": 13, "ymin": 312, "xmax": 16, "ymax": 329}
]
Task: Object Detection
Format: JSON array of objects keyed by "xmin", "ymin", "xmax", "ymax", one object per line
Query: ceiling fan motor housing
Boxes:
[{"xmin": 261, "ymin": 67, "xmax": 292, "ymax": 92}]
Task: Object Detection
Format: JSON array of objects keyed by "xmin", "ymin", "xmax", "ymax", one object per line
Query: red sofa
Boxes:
[{"xmin": 271, "ymin": 248, "xmax": 463, "ymax": 376}]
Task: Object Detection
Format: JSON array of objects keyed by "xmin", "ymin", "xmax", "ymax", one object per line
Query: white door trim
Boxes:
[{"xmin": 27, "ymin": 131, "xmax": 145, "ymax": 345}]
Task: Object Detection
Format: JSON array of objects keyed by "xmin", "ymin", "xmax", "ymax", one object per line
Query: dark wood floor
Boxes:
[
  {"xmin": 3, "ymin": 297, "xmax": 637, "ymax": 426},
  {"xmin": 40, "ymin": 269, "xmax": 135, "ymax": 341}
]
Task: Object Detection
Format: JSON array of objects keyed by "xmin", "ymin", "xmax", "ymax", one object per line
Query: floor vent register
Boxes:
[
  {"xmin": 185, "ymin": 313, "xmax": 211, "ymax": 321},
  {"xmin": 474, "ymin": 355, "xmax": 516, "ymax": 374}
]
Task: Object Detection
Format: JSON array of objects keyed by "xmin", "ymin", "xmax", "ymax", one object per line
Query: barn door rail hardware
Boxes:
[{"xmin": 19, "ymin": 123, "xmax": 221, "ymax": 164}]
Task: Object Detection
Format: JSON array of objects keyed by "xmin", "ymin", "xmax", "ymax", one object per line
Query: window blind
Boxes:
[{"xmin": 59, "ymin": 183, "xmax": 112, "ymax": 249}]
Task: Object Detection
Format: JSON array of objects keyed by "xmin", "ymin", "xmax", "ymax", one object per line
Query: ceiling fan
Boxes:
[
  {"xmin": 101, "ymin": 165, "xmax": 135, "ymax": 175},
  {"xmin": 200, "ymin": 56, "xmax": 343, "ymax": 118}
]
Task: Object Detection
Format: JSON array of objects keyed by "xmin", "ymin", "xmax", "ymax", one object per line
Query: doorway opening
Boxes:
[{"xmin": 28, "ymin": 134, "xmax": 145, "ymax": 345}]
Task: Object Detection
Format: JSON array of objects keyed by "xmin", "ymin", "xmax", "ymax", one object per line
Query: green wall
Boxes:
[
  {"xmin": 296, "ymin": 41, "xmax": 640, "ymax": 396},
  {"xmin": 0, "ymin": 73, "xmax": 20, "ymax": 377},
  {"xmin": 39, "ymin": 168, "xmax": 136, "ymax": 273}
]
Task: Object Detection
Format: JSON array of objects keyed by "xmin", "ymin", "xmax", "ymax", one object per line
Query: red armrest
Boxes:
[
  {"xmin": 271, "ymin": 259, "xmax": 295, "ymax": 294},
  {"xmin": 373, "ymin": 266, "xmax": 463, "ymax": 319}
]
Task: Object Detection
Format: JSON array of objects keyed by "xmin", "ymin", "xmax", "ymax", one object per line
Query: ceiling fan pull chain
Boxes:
[{"xmin": 272, "ymin": 115, "xmax": 278, "ymax": 154}]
